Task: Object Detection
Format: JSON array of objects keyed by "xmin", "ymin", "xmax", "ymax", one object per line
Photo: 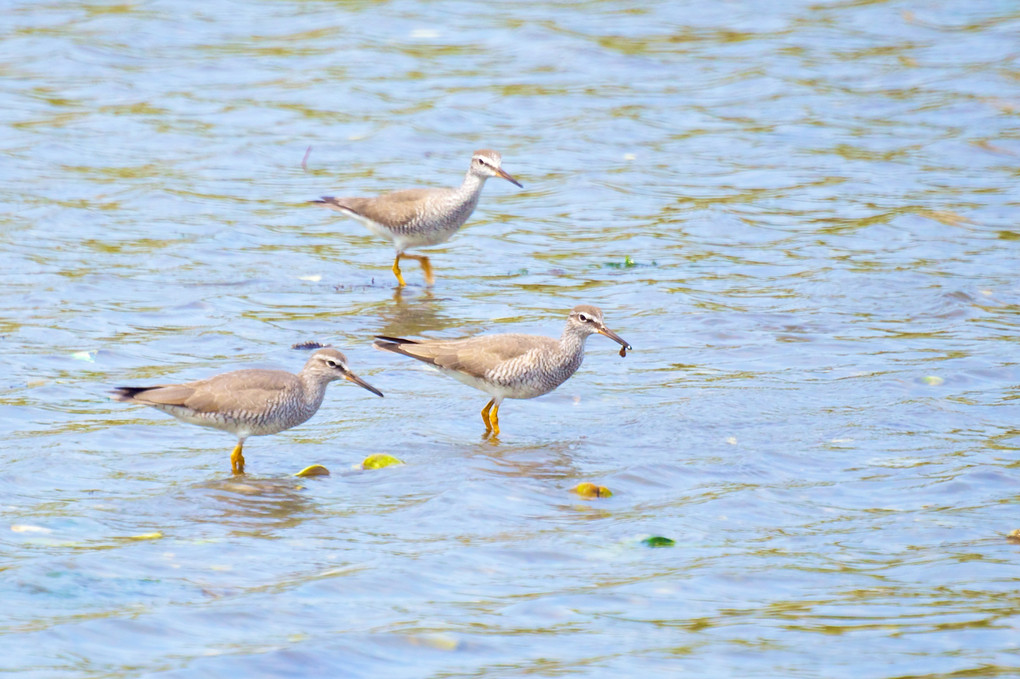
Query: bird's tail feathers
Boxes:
[{"xmin": 110, "ymin": 386, "xmax": 151, "ymax": 402}]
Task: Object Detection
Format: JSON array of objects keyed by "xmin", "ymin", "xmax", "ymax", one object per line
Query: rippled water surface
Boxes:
[{"xmin": 2, "ymin": 0, "xmax": 1019, "ymax": 676}]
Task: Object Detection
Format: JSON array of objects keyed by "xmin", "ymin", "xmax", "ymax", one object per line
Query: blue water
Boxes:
[{"xmin": 2, "ymin": 0, "xmax": 1019, "ymax": 676}]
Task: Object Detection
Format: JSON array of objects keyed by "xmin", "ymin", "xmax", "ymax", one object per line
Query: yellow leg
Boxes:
[
  {"xmin": 391, "ymin": 254, "xmax": 407, "ymax": 287},
  {"xmin": 402, "ymin": 254, "xmax": 435, "ymax": 286},
  {"xmin": 488, "ymin": 402, "xmax": 501, "ymax": 438},
  {"xmin": 481, "ymin": 399, "xmax": 494, "ymax": 434},
  {"xmin": 230, "ymin": 442, "xmax": 246, "ymax": 475},
  {"xmin": 421, "ymin": 257, "xmax": 434, "ymax": 286}
]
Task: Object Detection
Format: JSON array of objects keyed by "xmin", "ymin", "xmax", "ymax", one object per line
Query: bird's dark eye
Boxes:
[
  {"xmin": 326, "ymin": 360, "xmax": 338, "ymax": 368},
  {"xmin": 578, "ymin": 314, "xmax": 588, "ymax": 322}
]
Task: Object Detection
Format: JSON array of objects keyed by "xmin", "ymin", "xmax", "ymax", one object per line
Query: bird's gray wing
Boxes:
[
  {"xmin": 376, "ymin": 334, "xmax": 552, "ymax": 380},
  {"xmin": 315, "ymin": 188, "xmax": 439, "ymax": 229},
  {"xmin": 118, "ymin": 370, "xmax": 295, "ymax": 414}
]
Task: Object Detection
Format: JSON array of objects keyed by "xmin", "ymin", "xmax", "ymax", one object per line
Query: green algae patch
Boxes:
[{"xmin": 604, "ymin": 256, "xmax": 656, "ymax": 269}]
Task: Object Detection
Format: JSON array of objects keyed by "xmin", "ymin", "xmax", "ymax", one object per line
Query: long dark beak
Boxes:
[
  {"xmin": 597, "ymin": 325, "xmax": 632, "ymax": 351},
  {"xmin": 496, "ymin": 167, "xmax": 523, "ymax": 188},
  {"xmin": 345, "ymin": 372, "xmax": 384, "ymax": 397}
]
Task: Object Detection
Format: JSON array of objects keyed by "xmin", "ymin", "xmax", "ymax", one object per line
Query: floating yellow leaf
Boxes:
[
  {"xmin": 362, "ymin": 454, "xmax": 403, "ymax": 469},
  {"xmin": 295, "ymin": 464, "xmax": 330, "ymax": 477},
  {"xmin": 574, "ymin": 483, "xmax": 613, "ymax": 498}
]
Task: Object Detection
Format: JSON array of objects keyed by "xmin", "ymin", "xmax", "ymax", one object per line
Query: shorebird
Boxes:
[
  {"xmin": 111, "ymin": 348, "xmax": 383, "ymax": 474},
  {"xmin": 311, "ymin": 149, "xmax": 522, "ymax": 287},
  {"xmin": 373, "ymin": 305, "xmax": 631, "ymax": 437}
]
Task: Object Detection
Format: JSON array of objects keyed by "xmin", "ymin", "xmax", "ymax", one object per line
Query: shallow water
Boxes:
[{"xmin": 2, "ymin": 0, "xmax": 1019, "ymax": 676}]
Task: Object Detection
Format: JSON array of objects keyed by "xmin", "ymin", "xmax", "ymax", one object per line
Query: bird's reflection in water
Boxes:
[
  {"xmin": 377, "ymin": 287, "xmax": 462, "ymax": 339},
  {"xmin": 470, "ymin": 438, "xmax": 581, "ymax": 482},
  {"xmin": 181, "ymin": 471, "xmax": 322, "ymax": 535}
]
